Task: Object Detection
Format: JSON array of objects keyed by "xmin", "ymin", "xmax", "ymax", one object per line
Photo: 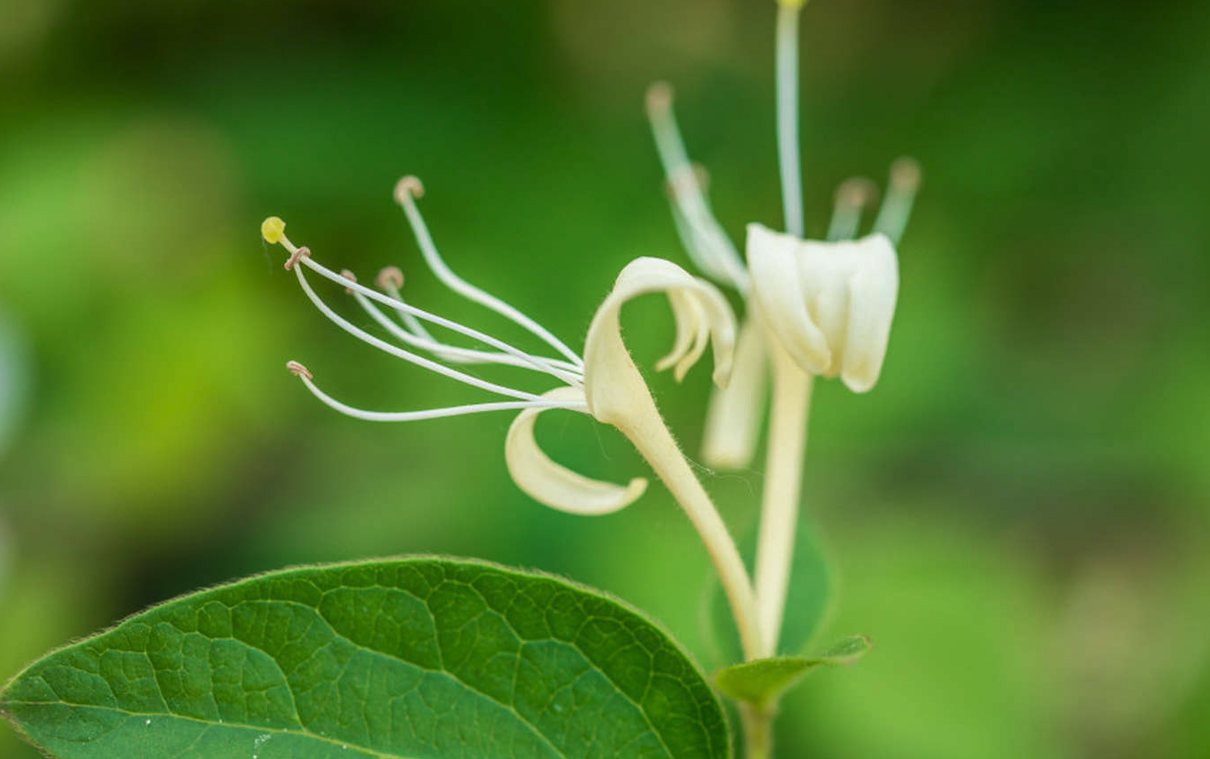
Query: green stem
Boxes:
[{"xmin": 741, "ymin": 704, "xmax": 776, "ymax": 759}]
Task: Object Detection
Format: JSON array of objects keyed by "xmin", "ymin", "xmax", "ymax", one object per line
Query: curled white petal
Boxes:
[
  {"xmin": 839, "ymin": 236, "xmax": 899, "ymax": 392},
  {"xmin": 701, "ymin": 316, "xmax": 769, "ymax": 469},
  {"xmin": 583, "ymin": 257, "xmax": 736, "ymax": 425},
  {"xmin": 747, "ymin": 223, "xmax": 831, "ymax": 375},
  {"xmin": 655, "ymin": 289, "xmax": 710, "ymax": 382},
  {"xmin": 747, "ymin": 223, "xmax": 899, "ymax": 392},
  {"xmin": 505, "ymin": 387, "xmax": 648, "ymax": 515}
]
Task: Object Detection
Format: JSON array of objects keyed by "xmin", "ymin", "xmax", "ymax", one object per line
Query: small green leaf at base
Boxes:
[
  {"xmin": 1, "ymin": 557, "xmax": 729, "ymax": 759},
  {"xmin": 713, "ymin": 635, "xmax": 871, "ymax": 708}
]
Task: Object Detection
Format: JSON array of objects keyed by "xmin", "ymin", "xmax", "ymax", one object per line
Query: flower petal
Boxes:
[
  {"xmin": 583, "ymin": 257, "xmax": 736, "ymax": 426},
  {"xmin": 840, "ymin": 233, "xmax": 899, "ymax": 392},
  {"xmin": 748, "ymin": 224, "xmax": 900, "ymax": 390},
  {"xmin": 505, "ymin": 387, "xmax": 648, "ymax": 515},
  {"xmin": 655, "ymin": 288, "xmax": 709, "ymax": 382},
  {"xmin": 746, "ymin": 223, "xmax": 832, "ymax": 375},
  {"xmin": 702, "ymin": 315, "xmax": 769, "ymax": 468}
]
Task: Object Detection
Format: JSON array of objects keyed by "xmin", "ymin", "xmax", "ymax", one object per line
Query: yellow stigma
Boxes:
[{"xmin": 261, "ymin": 216, "xmax": 286, "ymax": 245}]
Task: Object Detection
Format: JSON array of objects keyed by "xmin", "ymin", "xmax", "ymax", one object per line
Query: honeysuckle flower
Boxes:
[
  {"xmin": 262, "ymin": 176, "xmax": 764, "ymax": 660},
  {"xmin": 646, "ymin": 0, "xmax": 922, "ymax": 660},
  {"xmin": 647, "ymin": 87, "xmax": 920, "ymax": 467},
  {"xmin": 746, "ymin": 223, "xmax": 898, "ymax": 393}
]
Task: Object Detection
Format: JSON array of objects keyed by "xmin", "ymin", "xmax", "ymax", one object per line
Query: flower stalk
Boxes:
[
  {"xmin": 606, "ymin": 374, "xmax": 765, "ymax": 662},
  {"xmin": 753, "ymin": 336, "xmax": 813, "ymax": 656},
  {"xmin": 741, "ymin": 704, "xmax": 776, "ymax": 759}
]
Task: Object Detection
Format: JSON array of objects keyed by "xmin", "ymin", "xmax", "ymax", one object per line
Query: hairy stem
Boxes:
[{"xmin": 616, "ymin": 402, "xmax": 764, "ymax": 662}]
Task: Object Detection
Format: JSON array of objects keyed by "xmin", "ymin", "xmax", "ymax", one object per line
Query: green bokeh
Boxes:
[{"xmin": 1, "ymin": 1, "xmax": 1208, "ymax": 757}]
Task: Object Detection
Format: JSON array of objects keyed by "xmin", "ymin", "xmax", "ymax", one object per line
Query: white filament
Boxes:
[
  {"xmin": 351, "ymin": 290, "xmax": 584, "ymax": 387},
  {"xmin": 378, "ymin": 280, "xmax": 435, "ymax": 342},
  {"xmin": 646, "ymin": 87, "xmax": 749, "ymax": 290},
  {"xmin": 873, "ymin": 163, "xmax": 920, "ymax": 245},
  {"xmin": 776, "ymin": 2, "xmax": 805, "ymax": 238},
  {"xmin": 286, "ymin": 242, "xmax": 581, "ymax": 383},
  {"xmin": 827, "ymin": 180, "xmax": 874, "ymax": 242},
  {"xmin": 293, "ymin": 264, "xmax": 550, "ymax": 403},
  {"xmin": 367, "ymin": 283, "xmax": 582, "ymax": 375},
  {"xmin": 396, "ymin": 190, "xmax": 585, "ymax": 369},
  {"xmin": 294, "ymin": 371, "xmax": 583, "ymax": 422}
]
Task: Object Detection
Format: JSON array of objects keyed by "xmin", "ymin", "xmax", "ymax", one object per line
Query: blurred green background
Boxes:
[{"xmin": 2, "ymin": 0, "xmax": 1209, "ymax": 757}]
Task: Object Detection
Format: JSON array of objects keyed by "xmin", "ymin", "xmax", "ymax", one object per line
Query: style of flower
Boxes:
[
  {"xmin": 644, "ymin": 0, "xmax": 921, "ymax": 661},
  {"xmin": 261, "ymin": 176, "xmax": 765, "ymax": 660}
]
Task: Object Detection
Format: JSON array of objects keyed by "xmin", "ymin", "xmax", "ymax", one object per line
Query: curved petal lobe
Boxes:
[
  {"xmin": 702, "ymin": 315, "xmax": 769, "ymax": 468},
  {"xmin": 746, "ymin": 223, "xmax": 831, "ymax": 375},
  {"xmin": 655, "ymin": 288, "xmax": 710, "ymax": 382},
  {"xmin": 584, "ymin": 257, "xmax": 737, "ymax": 426},
  {"xmin": 505, "ymin": 387, "xmax": 648, "ymax": 515},
  {"xmin": 841, "ymin": 233, "xmax": 899, "ymax": 392},
  {"xmin": 748, "ymin": 224, "xmax": 899, "ymax": 391}
]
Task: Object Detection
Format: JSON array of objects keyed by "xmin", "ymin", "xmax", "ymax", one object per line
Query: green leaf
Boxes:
[
  {"xmin": 0, "ymin": 557, "xmax": 729, "ymax": 759},
  {"xmin": 712, "ymin": 635, "xmax": 871, "ymax": 708},
  {"xmin": 704, "ymin": 517, "xmax": 832, "ymax": 665}
]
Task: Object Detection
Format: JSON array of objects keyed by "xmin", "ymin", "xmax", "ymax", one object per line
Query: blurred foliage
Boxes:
[{"xmin": 0, "ymin": 0, "xmax": 1208, "ymax": 757}]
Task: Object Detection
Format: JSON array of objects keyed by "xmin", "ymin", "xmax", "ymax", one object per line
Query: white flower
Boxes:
[
  {"xmin": 746, "ymin": 223, "xmax": 898, "ymax": 393},
  {"xmin": 644, "ymin": 0, "xmax": 921, "ymax": 658},
  {"xmin": 262, "ymin": 175, "xmax": 762, "ymax": 659},
  {"xmin": 260, "ymin": 176, "xmax": 734, "ymax": 518},
  {"xmin": 645, "ymin": 85, "xmax": 921, "ymax": 467}
]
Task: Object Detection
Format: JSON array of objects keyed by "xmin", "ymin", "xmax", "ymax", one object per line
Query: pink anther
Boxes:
[
  {"xmin": 286, "ymin": 361, "xmax": 313, "ymax": 380},
  {"xmin": 284, "ymin": 246, "xmax": 311, "ymax": 272}
]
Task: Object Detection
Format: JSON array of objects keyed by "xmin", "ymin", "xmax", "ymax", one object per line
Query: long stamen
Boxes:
[
  {"xmin": 646, "ymin": 83, "xmax": 749, "ymax": 290},
  {"xmin": 286, "ymin": 361, "xmax": 585, "ymax": 422},
  {"xmin": 290, "ymin": 259, "xmax": 550, "ymax": 403},
  {"xmin": 394, "ymin": 177, "xmax": 585, "ymax": 369},
  {"xmin": 271, "ymin": 225, "xmax": 580, "ymax": 384},
  {"xmin": 776, "ymin": 1, "xmax": 805, "ymax": 238},
  {"xmin": 872, "ymin": 157, "xmax": 922, "ymax": 244},
  {"xmin": 372, "ymin": 268, "xmax": 582, "ymax": 376},
  {"xmin": 826, "ymin": 177, "xmax": 878, "ymax": 241},
  {"xmin": 351, "ymin": 288, "xmax": 585, "ymax": 387},
  {"xmin": 376, "ymin": 267, "xmax": 434, "ymax": 341}
]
